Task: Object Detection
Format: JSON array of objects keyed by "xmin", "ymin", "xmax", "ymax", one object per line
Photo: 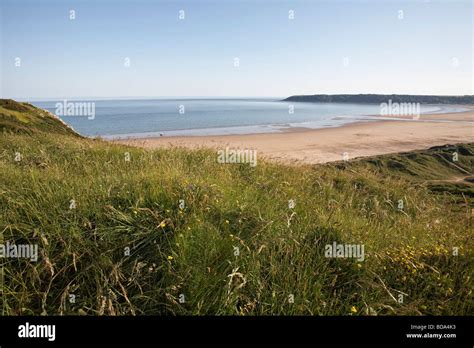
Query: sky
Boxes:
[{"xmin": 0, "ymin": 0, "xmax": 472, "ymax": 99}]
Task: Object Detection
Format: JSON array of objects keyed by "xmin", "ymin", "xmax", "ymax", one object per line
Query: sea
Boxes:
[{"xmin": 30, "ymin": 98, "xmax": 468, "ymax": 139}]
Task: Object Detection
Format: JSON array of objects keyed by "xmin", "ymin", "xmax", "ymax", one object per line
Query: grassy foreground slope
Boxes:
[{"xmin": 0, "ymin": 99, "xmax": 472, "ymax": 315}]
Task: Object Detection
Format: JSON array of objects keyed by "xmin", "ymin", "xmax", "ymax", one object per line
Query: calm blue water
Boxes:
[{"xmin": 31, "ymin": 98, "xmax": 466, "ymax": 138}]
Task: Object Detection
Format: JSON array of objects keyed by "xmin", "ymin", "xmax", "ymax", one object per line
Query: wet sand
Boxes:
[{"xmin": 113, "ymin": 109, "xmax": 474, "ymax": 165}]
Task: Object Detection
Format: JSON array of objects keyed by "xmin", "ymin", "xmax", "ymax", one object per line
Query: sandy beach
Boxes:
[{"xmin": 113, "ymin": 109, "xmax": 474, "ymax": 165}]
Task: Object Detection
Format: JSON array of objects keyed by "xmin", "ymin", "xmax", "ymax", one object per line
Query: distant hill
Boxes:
[{"xmin": 283, "ymin": 94, "xmax": 474, "ymax": 104}]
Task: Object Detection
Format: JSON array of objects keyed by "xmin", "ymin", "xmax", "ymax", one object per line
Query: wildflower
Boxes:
[
  {"xmin": 225, "ymin": 220, "xmax": 230, "ymax": 224},
  {"xmin": 159, "ymin": 221, "xmax": 166, "ymax": 228},
  {"xmin": 167, "ymin": 255, "xmax": 173, "ymax": 261},
  {"xmin": 351, "ymin": 306, "xmax": 357, "ymax": 313}
]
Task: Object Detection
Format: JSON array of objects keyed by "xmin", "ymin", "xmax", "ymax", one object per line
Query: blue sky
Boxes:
[{"xmin": 1, "ymin": 0, "xmax": 472, "ymax": 99}]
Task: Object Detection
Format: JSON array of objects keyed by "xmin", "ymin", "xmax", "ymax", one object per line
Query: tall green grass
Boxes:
[{"xmin": 0, "ymin": 100, "xmax": 472, "ymax": 315}]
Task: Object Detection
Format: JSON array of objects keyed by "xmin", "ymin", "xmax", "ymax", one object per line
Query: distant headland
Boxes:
[{"xmin": 282, "ymin": 94, "xmax": 474, "ymax": 104}]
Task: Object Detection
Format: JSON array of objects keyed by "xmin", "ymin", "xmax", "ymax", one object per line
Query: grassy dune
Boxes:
[{"xmin": 0, "ymin": 99, "xmax": 472, "ymax": 315}]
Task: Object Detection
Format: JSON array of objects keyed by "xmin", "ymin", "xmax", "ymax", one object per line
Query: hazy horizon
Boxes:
[
  {"xmin": 12, "ymin": 93, "xmax": 474, "ymax": 104},
  {"xmin": 1, "ymin": 0, "xmax": 473, "ymax": 99}
]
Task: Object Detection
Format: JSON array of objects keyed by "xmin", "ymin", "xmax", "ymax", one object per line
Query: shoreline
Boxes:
[
  {"xmin": 102, "ymin": 104, "xmax": 473, "ymax": 140},
  {"xmin": 112, "ymin": 109, "xmax": 474, "ymax": 165}
]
